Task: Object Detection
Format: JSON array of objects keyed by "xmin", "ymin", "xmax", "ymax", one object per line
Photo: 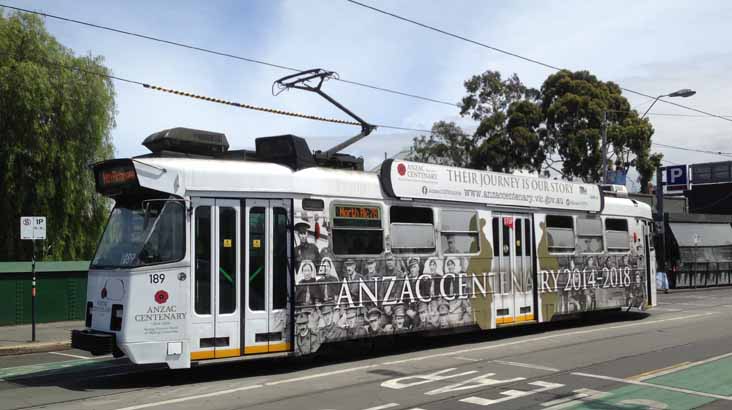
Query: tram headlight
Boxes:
[{"xmin": 111, "ymin": 304, "xmax": 123, "ymax": 331}]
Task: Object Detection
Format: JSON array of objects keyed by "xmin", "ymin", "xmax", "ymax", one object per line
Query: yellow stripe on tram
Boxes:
[
  {"xmin": 191, "ymin": 343, "xmax": 291, "ymax": 360},
  {"xmin": 496, "ymin": 314, "xmax": 535, "ymax": 325}
]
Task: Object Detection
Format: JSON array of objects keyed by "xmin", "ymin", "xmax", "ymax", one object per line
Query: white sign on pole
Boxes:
[{"xmin": 20, "ymin": 216, "xmax": 46, "ymax": 240}]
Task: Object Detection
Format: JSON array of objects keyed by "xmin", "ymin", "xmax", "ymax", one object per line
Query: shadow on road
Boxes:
[{"xmin": 7, "ymin": 310, "xmax": 649, "ymax": 391}]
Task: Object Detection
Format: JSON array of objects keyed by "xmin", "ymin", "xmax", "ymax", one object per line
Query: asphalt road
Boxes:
[{"xmin": 2, "ymin": 288, "xmax": 732, "ymax": 410}]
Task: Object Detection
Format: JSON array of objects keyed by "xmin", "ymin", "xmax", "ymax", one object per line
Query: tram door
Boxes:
[
  {"xmin": 492, "ymin": 214, "xmax": 534, "ymax": 325},
  {"xmin": 243, "ymin": 199, "xmax": 292, "ymax": 354},
  {"xmin": 191, "ymin": 198, "xmax": 241, "ymax": 359}
]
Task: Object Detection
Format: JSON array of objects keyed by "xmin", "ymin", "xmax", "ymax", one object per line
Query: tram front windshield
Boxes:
[{"xmin": 91, "ymin": 198, "xmax": 185, "ymax": 269}]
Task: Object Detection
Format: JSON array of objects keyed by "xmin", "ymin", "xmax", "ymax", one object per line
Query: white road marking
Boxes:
[
  {"xmin": 48, "ymin": 351, "xmax": 96, "ymax": 360},
  {"xmin": 264, "ymin": 364, "xmax": 378, "ymax": 386},
  {"xmin": 541, "ymin": 388, "xmax": 608, "ymax": 409},
  {"xmin": 362, "ymin": 403, "xmax": 399, "ymax": 410},
  {"xmin": 111, "ymin": 384, "xmax": 262, "ymax": 410},
  {"xmin": 454, "ymin": 356, "xmax": 480, "ymax": 362},
  {"xmin": 636, "ymin": 351, "xmax": 732, "ymax": 381},
  {"xmin": 572, "ymin": 372, "xmax": 732, "ymax": 401},
  {"xmin": 460, "ymin": 381, "xmax": 564, "ymax": 406},
  {"xmin": 382, "ymin": 312, "xmax": 716, "ymax": 365},
  {"xmin": 493, "ymin": 360, "xmax": 559, "ymax": 372},
  {"xmin": 650, "ymin": 308, "xmax": 682, "ymax": 312}
]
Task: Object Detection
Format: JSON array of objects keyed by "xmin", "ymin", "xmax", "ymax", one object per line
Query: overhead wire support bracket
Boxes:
[{"xmin": 274, "ymin": 68, "xmax": 376, "ymax": 156}]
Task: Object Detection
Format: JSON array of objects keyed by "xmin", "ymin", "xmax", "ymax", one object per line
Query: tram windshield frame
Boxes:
[{"xmin": 91, "ymin": 196, "xmax": 186, "ymax": 269}]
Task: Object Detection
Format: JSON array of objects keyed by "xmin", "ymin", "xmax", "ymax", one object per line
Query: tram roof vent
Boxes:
[
  {"xmin": 600, "ymin": 184, "xmax": 629, "ymax": 197},
  {"xmin": 143, "ymin": 127, "xmax": 229, "ymax": 155},
  {"xmin": 255, "ymin": 135, "xmax": 317, "ymax": 170}
]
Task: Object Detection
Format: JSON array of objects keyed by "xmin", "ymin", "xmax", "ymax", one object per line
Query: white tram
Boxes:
[{"xmin": 72, "ymin": 128, "xmax": 657, "ymax": 369}]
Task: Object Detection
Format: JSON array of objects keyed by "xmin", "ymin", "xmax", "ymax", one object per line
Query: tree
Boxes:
[
  {"xmin": 0, "ymin": 11, "xmax": 116, "ymax": 261},
  {"xmin": 409, "ymin": 70, "xmax": 544, "ymax": 173},
  {"xmin": 408, "ymin": 121, "xmax": 472, "ymax": 167},
  {"xmin": 541, "ymin": 70, "xmax": 661, "ymax": 189},
  {"xmin": 408, "ymin": 69, "xmax": 662, "ymax": 192}
]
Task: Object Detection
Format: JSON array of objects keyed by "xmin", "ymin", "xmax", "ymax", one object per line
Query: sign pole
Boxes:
[
  {"xmin": 21, "ymin": 216, "xmax": 44, "ymax": 343},
  {"xmin": 31, "ymin": 239, "xmax": 36, "ymax": 342}
]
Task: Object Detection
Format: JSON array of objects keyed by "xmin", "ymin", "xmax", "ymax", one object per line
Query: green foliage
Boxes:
[
  {"xmin": 408, "ymin": 121, "xmax": 472, "ymax": 167},
  {"xmin": 409, "ymin": 71, "xmax": 544, "ymax": 173},
  {"xmin": 408, "ymin": 69, "xmax": 661, "ymax": 192},
  {"xmin": 0, "ymin": 10, "xmax": 116, "ymax": 261},
  {"xmin": 542, "ymin": 70, "xmax": 660, "ymax": 188}
]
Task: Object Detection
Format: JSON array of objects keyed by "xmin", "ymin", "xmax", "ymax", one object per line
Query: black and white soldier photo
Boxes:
[
  {"xmin": 295, "ymin": 217, "xmax": 320, "ymax": 267},
  {"xmin": 317, "ymin": 304, "xmax": 345, "ymax": 342},
  {"xmin": 294, "ymin": 309, "xmax": 320, "ymax": 355}
]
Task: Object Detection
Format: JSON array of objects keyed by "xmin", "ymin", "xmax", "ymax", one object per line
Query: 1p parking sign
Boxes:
[{"xmin": 20, "ymin": 216, "xmax": 46, "ymax": 240}]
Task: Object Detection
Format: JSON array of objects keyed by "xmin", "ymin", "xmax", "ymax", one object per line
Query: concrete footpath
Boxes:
[{"xmin": 0, "ymin": 321, "xmax": 82, "ymax": 356}]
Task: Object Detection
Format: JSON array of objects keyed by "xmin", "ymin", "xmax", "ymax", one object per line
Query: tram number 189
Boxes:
[{"xmin": 149, "ymin": 273, "xmax": 166, "ymax": 284}]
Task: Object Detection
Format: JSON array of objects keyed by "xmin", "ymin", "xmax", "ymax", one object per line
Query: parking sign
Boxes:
[
  {"xmin": 666, "ymin": 165, "xmax": 688, "ymax": 191},
  {"xmin": 20, "ymin": 216, "xmax": 46, "ymax": 240}
]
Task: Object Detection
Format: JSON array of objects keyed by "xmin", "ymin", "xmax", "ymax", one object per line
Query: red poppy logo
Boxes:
[
  {"xmin": 154, "ymin": 290, "xmax": 169, "ymax": 304},
  {"xmin": 397, "ymin": 163, "xmax": 407, "ymax": 176}
]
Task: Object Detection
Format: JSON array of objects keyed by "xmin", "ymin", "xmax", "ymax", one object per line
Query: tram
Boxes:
[{"xmin": 72, "ymin": 127, "xmax": 657, "ymax": 369}]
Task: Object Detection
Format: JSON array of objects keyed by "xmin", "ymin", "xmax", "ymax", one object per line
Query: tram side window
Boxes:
[
  {"xmin": 332, "ymin": 205, "xmax": 384, "ymax": 255},
  {"xmin": 606, "ymin": 218, "xmax": 630, "ymax": 252},
  {"xmin": 546, "ymin": 215, "xmax": 575, "ymax": 253},
  {"xmin": 219, "ymin": 207, "xmax": 236, "ymax": 314},
  {"xmin": 390, "ymin": 206, "xmax": 435, "ymax": 254},
  {"xmin": 441, "ymin": 210, "xmax": 479, "ymax": 254},
  {"xmin": 272, "ymin": 207, "xmax": 289, "ymax": 310},
  {"xmin": 194, "ymin": 206, "xmax": 211, "ymax": 315},
  {"xmin": 577, "ymin": 217, "xmax": 603, "ymax": 253},
  {"xmin": 525, "ymin": 219, "xmax": 532, "ymax": 257},
  {"xmin": 248, "ymin": 207, "xmax": 266, "ymax": 311},
  {"xmin": 492, "ymin": 218, "xmax": 499, "ymax": 256}
]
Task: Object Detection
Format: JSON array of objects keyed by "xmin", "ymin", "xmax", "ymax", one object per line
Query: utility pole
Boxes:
[{"xmin": 601, "ymin": 111, "xmax": 608, "ymax": 184}]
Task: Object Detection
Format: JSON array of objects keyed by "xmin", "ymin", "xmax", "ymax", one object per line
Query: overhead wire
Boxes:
[
  {"xmin": 604, "ymin": 108, "xmax": 732, "ymax": 119},
  {"xmin": 5, "ymin": 3, "xmax": 730, "ymax": 121},
  {"xmin": 0, "ymin": 3, "xmax": 459, "ymax": 108},
  {"xmin": 345, "ymin": 0, "xmax": 732, "ymax": 123},
  {"xmin": 14, "ymin": 54, "xmax": 362, "ymax": 126},
  {"xmin": 651, "ymin": 142, "xmax": 732, "ymax": 158},
  {"xmin": 3, "ymin": 5, "xmax": 730, "ymax": 160},
  {"xmin": 7, "ymin": 50, "xmax": 730, "ymax": 161}
]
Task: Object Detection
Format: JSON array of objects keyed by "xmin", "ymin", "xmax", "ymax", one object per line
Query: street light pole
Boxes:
[
  {"xmin": 602, "ymin": 111, "xmax": 608, "ymax": 183},
  {"xmin": 644, "ymin": 88, "xmax": 695, "ymax": 277},
  {"xmin": 641, "ymin": 88, "xmax": 696, "ymax": 119},
  {"xmin": 601, "ymin": 88, "xmax": 696, "ymax": 185}
]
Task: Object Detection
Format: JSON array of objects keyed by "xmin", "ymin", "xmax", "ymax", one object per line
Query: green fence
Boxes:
[{"xmin": 0, "ymin": 261, "xmax": 89, "ymax": 326}]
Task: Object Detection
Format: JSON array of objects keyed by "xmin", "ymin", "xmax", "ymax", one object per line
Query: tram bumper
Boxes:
[{"xmin": 71, "ymin": 329, "xmax": 116, "ymax": 356}]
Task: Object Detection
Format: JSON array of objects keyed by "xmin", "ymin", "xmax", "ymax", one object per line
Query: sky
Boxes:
[{"xmin": 4, "ymin": 0, "xmax": 732, "ymax": 189}]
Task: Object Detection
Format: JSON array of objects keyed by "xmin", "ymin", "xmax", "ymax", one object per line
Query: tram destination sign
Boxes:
[{"xmin": 380, "ymin": 160, "xmax": 602, "ymax": 212}]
